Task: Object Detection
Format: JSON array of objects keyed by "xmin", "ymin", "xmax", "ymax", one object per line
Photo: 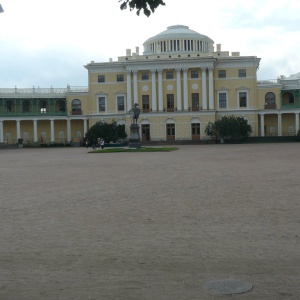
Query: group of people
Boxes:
[{"xmin": 85, "ymin": 138, "xmax": 105, "ymax": 150}]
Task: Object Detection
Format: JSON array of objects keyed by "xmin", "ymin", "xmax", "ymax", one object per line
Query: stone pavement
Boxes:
[{"xmin": 0, "ymin": 144, "xmax": 299, "ymax": 300}]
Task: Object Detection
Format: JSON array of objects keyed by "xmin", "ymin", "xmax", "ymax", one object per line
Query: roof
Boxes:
[{"xmin": 143, "ymin": 25, "xmax": 214, "ymax": 44}]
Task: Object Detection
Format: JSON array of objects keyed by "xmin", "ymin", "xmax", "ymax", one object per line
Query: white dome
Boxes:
[{"xmin": 143, "ymin": 25, "xmax": 214, "ymax": 55}]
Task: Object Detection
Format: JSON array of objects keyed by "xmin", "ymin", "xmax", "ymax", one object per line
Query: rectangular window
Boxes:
[
  {"xmin": 141, "ymin": 72, "xmax": 149, "ymax": 80},
  {"xmin": 167, "ymin": 94, "xmax": 174, "ymax": 111},
  {"xmin": 191, "ymin": 70, "xmax": 199, "ymax": 78},
  {"xmin": 219, "ymin": 92, "xmax": 227, "ymax": 108},
  {"xmin": 218, "ymin": 70, "xmax": 226, "ymax": 78},
  {"xmin": 117, "ymin": 74, "xmax": 124, "ymax": 82},
  {"xmin": 166, "ymin": 71, "xmax": 174, "ymax": 79},
  {"xmin": 117, "ymin": 96, "xmax": 125, "ymax": 111},
  {"xmin": 239, "ymin": 92, "xmax": 247, "ymax": 108},
  {"xmin": 142, "ymin": 95, "xmax": 150, "ymax": 112},
  {"xmin": 98, "ymin": 96, "xmax": 106, "ymax": 112},
  {"xmin": 192, "ymin": 93, "xmax": 199, "ymax": 111},
  {"xmin": 98, "ymin": 75, "xmax": 105, "ymax": 83},
  {"xmin": 239, "ymin": 69, "xmax": 246, "ymax": 77}
]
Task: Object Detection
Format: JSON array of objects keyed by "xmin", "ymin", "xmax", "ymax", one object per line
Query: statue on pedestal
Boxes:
[
  {"xmin": 129, "ymin": 103, "xmax": 140, "ymax": 124},
  {"xmin": 128, "ymin": 103, "xmax": 141, "ymax": 148}
]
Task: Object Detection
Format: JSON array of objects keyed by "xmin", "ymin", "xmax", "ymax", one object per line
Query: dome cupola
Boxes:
[{"xmin": 143, "ymin": 25, "xmax": 214, "ymax": 55}]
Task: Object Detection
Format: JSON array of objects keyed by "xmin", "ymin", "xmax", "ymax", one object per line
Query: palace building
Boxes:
[{"xmin": 1, "ymin": 25, "xmax": 300, "ymax": 144}]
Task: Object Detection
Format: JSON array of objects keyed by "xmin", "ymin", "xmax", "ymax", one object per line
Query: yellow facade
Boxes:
[{"xmin": 1, "ymin": 25, "xmax": 300, "ymax": 144}]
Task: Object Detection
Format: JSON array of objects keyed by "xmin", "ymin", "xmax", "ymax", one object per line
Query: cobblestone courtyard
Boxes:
[{"xmin": 0, "ymin": 144, "xmax": 299, "ymax": 299}]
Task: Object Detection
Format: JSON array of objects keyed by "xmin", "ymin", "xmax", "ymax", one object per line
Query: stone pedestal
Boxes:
[{"xmin": 129, "ymin": 124, "xmax": 141, "ymax": 148}]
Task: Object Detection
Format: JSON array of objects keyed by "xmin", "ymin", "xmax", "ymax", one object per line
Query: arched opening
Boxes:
[
  {"xmin": 265, "ymin": 92, "xmax": 276, "ymax": 109},
  {"xmin": 39, "ymin": 100, "xmax": 48, "ymax": 113},
  {"xmin": 5, "ymin": 100, "xmax": 14, "ymax": 112},
  {"xmin": 191, "ymin": 117, "xmax": 201, "ymax": 140},
  {"xmin": 56, "ymin": 99, "xmax": 66, "ymax": 113},
  {"xmin": 141, "ymin": 119, "xmax": 150, "ymax": 141},
  {"xmin": 71, "ymin": 99, "xmax": 82, "ymax": 115},
  {"xmin": 282, "ymin": 92, "xmax": 294, "ymax": 106},
  {"xmin": 166, "ymin": 119, "xmax": 175, "ymax": 141},
  {"xmin": 22, "ymin": 100, "xmax": 31, "ymax": 113}
]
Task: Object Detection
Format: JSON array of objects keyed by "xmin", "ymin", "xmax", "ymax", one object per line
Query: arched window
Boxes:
[
  {"xmin": 72, "ymin": 99, "xmax": 81, "ymax": 113},
  {"xmin": 40, "ymin": 100, "xmax": 47, "ymax": 113},
  {"xmin": 265, "ymin": 92, "xmax": 275, "ymax": 104},
  {"xmin": 59, "ymin": 100, "xmax": 66, "ymax": 112},
  {"xmin": 282, "ymin": 92, "xmax": 294, "ymax": 105},
  {"xmin": 5, "ymin": 100, "xmax": 14, "ymax": 112},
  {"xmin": 22, "ymin": 100, "xmax": 30, "ymax": 113}
]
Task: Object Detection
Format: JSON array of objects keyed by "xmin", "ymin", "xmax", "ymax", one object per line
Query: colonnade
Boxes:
[
  {"xmin": 147, "ymin": 39, "xmax": 210, "ymax": 53},
  {"xmin": 259, "ymin": 112, "xmax": 300, "ymax": 136},
  {"xmin": 0, "ymin": 118, "xmax": 88, "ymax": 143},
  {"xmin": 126, "ymin": 67, "xmax": 214, "ymax": 112}
]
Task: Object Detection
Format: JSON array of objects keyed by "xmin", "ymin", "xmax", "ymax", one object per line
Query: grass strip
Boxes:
[{"xmin": 89, "ymin": 147, "xmax": 178, "ymax": 153}]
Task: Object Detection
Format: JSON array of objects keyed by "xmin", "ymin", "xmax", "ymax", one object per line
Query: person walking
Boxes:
[{"xmin": 100, "ymin": 139, "xmax": 105, "ymax": 149}]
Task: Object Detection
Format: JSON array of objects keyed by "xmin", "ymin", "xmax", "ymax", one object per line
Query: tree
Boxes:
[
  {"xmin": 205, "ymin": 116, "xmax": 252, "ymax": 143},
  {"xmin": 85, "ymin": 121, "xmax": 127, "ymax": 144},
  {"xmin": 205, "ymin": 122, "xmax": 219, "ymax": 143},
  {"xmin": 119, "ymin": 0, "xmax": 165, "ymax": 16}
]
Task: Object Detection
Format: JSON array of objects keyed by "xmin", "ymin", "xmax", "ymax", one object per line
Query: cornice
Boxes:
[
  {"xmin": 215, "ymin": 57, "xmax": 261, "ymax": 69},
  {"xmin": 125, "ymin": 58, "xmax": 216, "ymax": 72}
]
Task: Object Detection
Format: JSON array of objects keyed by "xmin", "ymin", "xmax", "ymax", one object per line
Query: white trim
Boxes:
[
  {"xmin": 190, "ymin": 120, "xmax": 201, "ymax": 139},
  {"xmin": 217, "ymin": 90, "xmax": 228, "ymax": 110},
  {"xmin": 97, "ymin": 94, "xmax": 107, "ymax": 114},
  {"xmin": 237, "ymin": 89, "xmax": 249, "ymax": 109},
  {"xmin": 115, "ymin": 93, "xmax": 126, "ymax": 113}
]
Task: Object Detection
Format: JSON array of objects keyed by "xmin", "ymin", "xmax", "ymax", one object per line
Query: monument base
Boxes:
[{"xmin": 129, "ymin": 124, "xmax": 141, "ymax": 148}]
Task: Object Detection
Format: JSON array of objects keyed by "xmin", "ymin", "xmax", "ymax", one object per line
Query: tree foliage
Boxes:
[
  {"xmin": 119, "ymin": 0, "xmax": 165, "ymax": 16},
  {"xmin": 205, "ymin": 116, "xmax": 252, "ymax": 143},
  {"xmin": 85, "ymin": 121, "xmax": 127, "ymax": 144}
]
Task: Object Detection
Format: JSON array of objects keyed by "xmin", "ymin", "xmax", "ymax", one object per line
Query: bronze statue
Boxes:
[{"xmin": 129, "ymin": 103, "xmax": 140, "ymax": 124}]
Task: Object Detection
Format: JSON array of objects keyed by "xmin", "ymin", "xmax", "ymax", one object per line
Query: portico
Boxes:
[{"xmin": 125, "ymin": 64, "xmax": 214, "ymax": 113}]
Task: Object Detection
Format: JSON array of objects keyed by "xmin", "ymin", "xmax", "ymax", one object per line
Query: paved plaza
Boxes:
[{"xmin": 0, "ymin": 144, "xmax": 299, "ymax": 300}]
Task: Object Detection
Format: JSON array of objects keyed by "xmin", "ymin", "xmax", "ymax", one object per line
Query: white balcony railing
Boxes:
[{"xmin": 0, "ymin": 86, "xmax": 88, "ymax": 95}]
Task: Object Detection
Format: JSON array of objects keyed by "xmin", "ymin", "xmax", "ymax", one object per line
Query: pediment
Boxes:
[
  {"xmin": 95, "ymin": 90, "xmax": 108, "ymax": 95},
  {"xmin": 236, "ymin": 86, "xmax": 249, "ymax": 90}
]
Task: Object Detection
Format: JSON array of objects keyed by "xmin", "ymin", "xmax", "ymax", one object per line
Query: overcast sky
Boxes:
[{"xmin": 0, "ymin": 0, "xmax": 299, "ymax": 88}]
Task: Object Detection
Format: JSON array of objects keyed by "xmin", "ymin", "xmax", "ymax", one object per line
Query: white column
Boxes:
[
  {"xmin": 50, "ymin": 119, "xmax": 55, "ymax": 143},
  {"xmin": 33, "ymin": 119, "xmax": 38, "ymax": 142},
  {"xmin": 16, "ymin": 120, "xmax": 21, "ymax": 139},
  {"xmin": 208, "ymin": 67, "xmax": 214, "ymax": 110},
  {"xmin": 133, "ymin": 71, "xmax": 138, "ymax": 105},
  {"xmin": 0, "ymin": 121, "xmax": 3, "ymax": 143},
  {"xmin": 67, "ymin": 119, "xmax": 71, "ymax": 142},
  {"xmin": 183, "ymin": 68, "xmax": 188, "ymax": 111},
  {"xmin": 84, "ymin": 119, "xmax": 88, "ymax": 136},
  {"xmin": 277, "ymin": 113, "xmax": 282, "ymax": 136},
  {"xmin": 176, "ymin": 68, "xmax": 182, "ymax": 111},
  {"xmin": 295, "ymin": 112, "xmax": 299, "ymax": 134},
  {"xmin": 260, "ymin": 114, "xmax": 265, "ymax": 137},
  {"xmin": 158, "ymin": 69, "xmax": 163, "ymax": 111},
  {"xmin": 201, "ymin": 68, "xmax": 207, "ymax": 110},
  {"xmin": 126, "ymin": 71, "xmax": 132, "ymax": 111},
  {"xmin": 151, "ymin": 70, "xmax": 157, "ymax": 112}
]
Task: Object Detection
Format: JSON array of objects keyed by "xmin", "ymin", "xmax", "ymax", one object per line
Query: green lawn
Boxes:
[{"xmin": 88, "ymin": 147, "xmax": 179, "ymax": 153}]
